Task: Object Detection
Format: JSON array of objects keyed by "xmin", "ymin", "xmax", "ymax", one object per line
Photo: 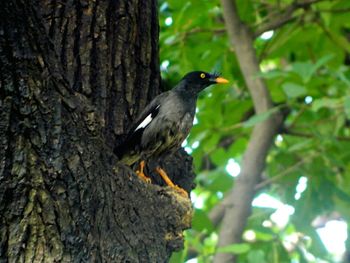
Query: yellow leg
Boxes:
[
  {"xmin": 136, "ymin": 161, "xmax": 151, "ymax": 183},
  {"xmin": 155, "ymin": 167, "xmax": 188, "ymax": 198}
]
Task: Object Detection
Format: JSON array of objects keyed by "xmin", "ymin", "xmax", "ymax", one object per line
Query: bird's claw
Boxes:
[
  {"xmin": 136, "ymin": 161, "xmax": 152, "ymax": 183},
  {"xmin": 136, "ymin": 170, "xmax": 152, "ymax": 183},
  {"xmin": 144, "ymin": 177, "xmax": 152, "ymax": 184},
  {"xmin": 155, "ymin": 167, "xmax": 189, "ymax": 198},
  {"xmin": 173, "ymin": 185, "xmax": 189, "ymax": 198}
]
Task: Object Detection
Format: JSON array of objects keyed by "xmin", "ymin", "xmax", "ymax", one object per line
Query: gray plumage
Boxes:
[{"xmin": 115, "ymin": 71, "xmax": 228, "ymax": 165}]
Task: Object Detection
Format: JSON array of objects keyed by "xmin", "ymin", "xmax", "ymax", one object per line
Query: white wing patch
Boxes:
[{"xmin": 135, "ymin": 105, "xmax": 160, "ymax": 132}]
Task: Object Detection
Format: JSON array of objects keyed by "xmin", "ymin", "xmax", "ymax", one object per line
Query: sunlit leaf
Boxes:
[
  {"xmin": 217, "ymin": 243, "xmax": 251, "ymax": 254},
  {"xmin": 255, "ymin": 231, "xmax": 274, "ymax": 242}
]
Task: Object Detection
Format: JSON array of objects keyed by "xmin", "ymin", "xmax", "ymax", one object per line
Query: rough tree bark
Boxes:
[
  {"xmin": 0, "ymin": 1, "xmax": 194, "ymax": 262},
  {"xmin": 213, "ymin": 1, "xmax": 284, "ymax": 262}
]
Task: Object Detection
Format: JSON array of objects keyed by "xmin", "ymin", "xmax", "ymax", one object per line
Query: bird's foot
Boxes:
[
  {"xmin": 172, "ymin": 184, "xmax": 189, "ymax": 198},
  {"xmin": 136, "ymin": 160, "xmax": 151, "ymax": 183},
  {"xmin": 155, "ymin": 167, "xmax": 189, "ymax": 198}
]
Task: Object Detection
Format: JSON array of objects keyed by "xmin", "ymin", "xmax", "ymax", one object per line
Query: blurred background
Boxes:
[{"xmin": 158, "ymin": 0, "xmax": 350, "ymax": 262}]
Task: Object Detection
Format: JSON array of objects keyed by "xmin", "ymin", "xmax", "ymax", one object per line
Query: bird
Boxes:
[{"xmin": 115, "ymin": 71, "xmax": 229, "ymax": 197}]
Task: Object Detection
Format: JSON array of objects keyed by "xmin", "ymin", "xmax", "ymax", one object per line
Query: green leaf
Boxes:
[
  {"xmin": 169, "ymin": 251, "xmax": 185, "ymax": 263},
  {"xmin": 247, "ymin": 250, "xmax": 266, "ymax": 263},
  {"xmin": 344, "ymin": 96, "xmax": 350, "ymax": 118},
  {"xmin": 292, "ymin": 62, "xmax": 314, "ymax": 83},
  {"xmin": 254, "ymin": 231, "xmax": 274, "ymax": 242},
  {"xmin": 228, "ymin": 138, "xmax": 248, "ymax": 157},
  {"xmin": 336, "ymin": 70, "xmax": 350, "ymax": 86},
  {"xmin": 207, "ymin": 172, "xmax": 233, "ymax": 192},
  {"xmin": 211, "ymin": 148, "xmax": 227, "ymax": 166},
  {"xmin": 291, "ymin": 55, "xmax": 333, "ymax": 83},
  {"xmin": 325, "ymin": 28, "xmax": 350, "ymax": 53},
  {"xmin": 313, "ymin": 54, "xmax": 334, "ymax": 71},
  {"xmin": 243, "ymin": 107, "xmax": 279, "ymax": 127},
  {"xmin": 334, "ymin": 114, "xmax": 346, "ymax": 135},
  {"xmin": 202, "ymin": 133, "xmax": 220, "ymax": 152},
  {"xmin": 256, "ymin": 70, "xmax": 287, "ymax": 79},
  {"xmin": 192, "ymin": 209, "xmax": 214, "ymax": 232},
  {"xmin": 217, "ymin": 243, "xmax": 251, "ymax": 254},
  {"xmin": 312, "ymin": 97, "xmax": 342, "ymax": 111},
  {"xmin": 282, "ymin": 82, "xmax": 307, "ymax": 98},
  {"xmin": 287, "ymin": 138, "xmax": 312, "ymax": 153},
  {"xmin": 236, "ymin": 0, "xmax": 255, "ymax": 23}
]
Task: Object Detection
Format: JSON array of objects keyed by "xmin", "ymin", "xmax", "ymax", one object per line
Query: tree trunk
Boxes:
[
  {"xmin": 213, "ymin": 1, "xmax": 284, "ymax": 262},
  {"xmin": 0, "ymin": 1, "xmax": 193, "ymax": 262}
]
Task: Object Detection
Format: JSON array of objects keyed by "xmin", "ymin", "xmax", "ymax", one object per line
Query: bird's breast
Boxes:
[
  {"xmin": 140, "ymin": 93, "xmax": 196, "ymax": 157},
  {"xmin": 178, "ymin": 112, "xmax": 194, "ymax": 137},
  {"xmin": 153, "ymin": 112, "xmax": 193, "ymax": 155}
]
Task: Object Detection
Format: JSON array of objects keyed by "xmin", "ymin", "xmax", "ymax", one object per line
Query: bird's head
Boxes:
[{"xmin": 178, "ymin": 71, "xmax": 229, "ymax": 94}]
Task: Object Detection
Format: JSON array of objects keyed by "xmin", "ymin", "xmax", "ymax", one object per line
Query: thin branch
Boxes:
[
  {"xmin": 254, "ymin": 0, "xmax": 328, "ymax": 37},
  {"xmin": 164, "ymin": 27, "xmax": 226, "ymax": 46},
  {"xmin": 185, "ymin": 27, "xmax": 226, "ymax": 35},
  {"xmin": 287, "ymin": 106, "xmax": 308, "ymax": 130},
  {"xmin": 209, "ymin": 151, "xmax": 318, "ymax": 227},
  {"xmin": 254, "ymin": 152, "xmax": 319, "ymax": 190},
  {"xmin": 316, "ymin": 18, "xmax": 350, "ymax": 53},
  {"xmin": 283, "ymin": 129, "xmax": 350, "ymax": 141},
  {"xmin": 254, "ymin": 5, "xmax": 298, "ymax": 37}
]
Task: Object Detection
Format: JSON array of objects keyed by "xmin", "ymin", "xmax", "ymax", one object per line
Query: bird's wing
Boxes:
[{"xmin": 115, "ymin": 91, "xmax": 170, "ymax": 161}]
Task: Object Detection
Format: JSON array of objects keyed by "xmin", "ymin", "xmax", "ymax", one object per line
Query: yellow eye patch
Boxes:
[{"xmin": 200, "ymin": 73, "xmax": 206, "ymax": 79}]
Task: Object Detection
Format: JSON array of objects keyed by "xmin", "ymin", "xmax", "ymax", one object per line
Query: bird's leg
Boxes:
[
  {"xmin": 136, "ymin": 160, "xmax": 151, "ymax": 183},
  {"xmin": 155, "ymin": 167, "xmax": 188, "ymax": 198}
]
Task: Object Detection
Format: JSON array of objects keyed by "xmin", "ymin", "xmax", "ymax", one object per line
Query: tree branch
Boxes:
[
  {"xmin": 282, "ymin": 129, "xmax": 350, "ymax": 141},
  {"xmin": 254, "ymin": 5, "xmax": 298, "ymax": 37},
  {"xmin": 254, "ymin": 152, "xmax": 319, "ymax": 190},
  {"xmin": 213, "ymin": 1, "xmax": 284, "ymax": 262},
  {"xmin": 254, "ymin": 0, "xmax": 328, "ymax": 37}
]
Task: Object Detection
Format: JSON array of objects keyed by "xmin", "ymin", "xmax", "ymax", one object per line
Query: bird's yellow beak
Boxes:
[{"xmin": 215, "ymin": 77, "xmax": 229, "ymax": 84}]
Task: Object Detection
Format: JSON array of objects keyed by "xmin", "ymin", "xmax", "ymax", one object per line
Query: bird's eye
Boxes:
[{"xmin": 200, "ymin": 73, "xmax": 206, "ymax": 79}]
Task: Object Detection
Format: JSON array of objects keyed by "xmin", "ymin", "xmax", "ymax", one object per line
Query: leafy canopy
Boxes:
[{"xmin": 159, "ymin": 0, "xmax": 350, "ymax": 262}]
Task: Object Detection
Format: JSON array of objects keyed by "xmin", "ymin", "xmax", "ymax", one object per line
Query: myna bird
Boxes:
[{"xmin": 115, "ymin": 71, "xmax": 229, "ymax": 197}]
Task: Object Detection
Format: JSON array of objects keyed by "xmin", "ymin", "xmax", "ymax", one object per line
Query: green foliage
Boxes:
[
  {"xmin": 160, "ymin": 0, "xmax": 350, "ymax": 262},
  {"xmin": 243, "ymin": 106, "xmax": 281, "ymax": 127},
  {"xmin": 217, "ymin": 243, "xmax": 251, "ymax": 254}
]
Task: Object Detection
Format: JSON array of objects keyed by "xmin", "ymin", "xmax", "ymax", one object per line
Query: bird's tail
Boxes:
[{"xmin": 114, "ymin": 145, "xmax": 139, "ymax": 166}]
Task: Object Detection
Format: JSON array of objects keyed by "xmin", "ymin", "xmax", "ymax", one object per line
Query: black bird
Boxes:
[{"xmin": 115, "ymin": 71, "xmax": 229, "ymax": 196}]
